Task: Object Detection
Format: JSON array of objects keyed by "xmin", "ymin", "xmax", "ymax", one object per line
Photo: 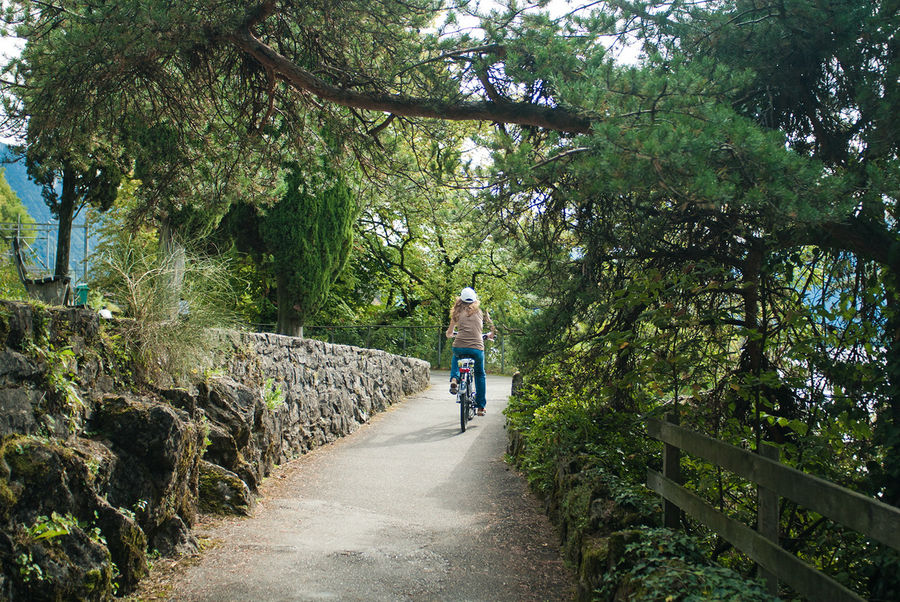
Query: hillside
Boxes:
[{"xmin": 1, "ymin": 143, "xmax": 93, "ymax": 282}]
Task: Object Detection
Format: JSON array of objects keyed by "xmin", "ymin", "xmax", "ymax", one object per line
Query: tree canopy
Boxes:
[{"xmin": 260, "ymin": 165, "xmax": 356, "ymax": 336}]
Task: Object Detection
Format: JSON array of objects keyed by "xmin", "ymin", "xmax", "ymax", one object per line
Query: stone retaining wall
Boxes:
[
  {"xmin": 201, "ymin": 330, "xmax": 430, "ymax": 492},
  {"xmin": 0, "ymin": 302, "xmax": 430, "ymax": 599}
]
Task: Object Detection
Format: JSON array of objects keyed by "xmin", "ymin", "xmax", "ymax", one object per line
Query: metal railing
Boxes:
[{"xmin": 0, "ymin": 220, "xmax": 90, "ymax": 284}]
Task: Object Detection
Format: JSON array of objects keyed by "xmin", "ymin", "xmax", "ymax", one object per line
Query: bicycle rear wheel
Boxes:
[{"xmin": 466, "ymin": 374, "xmax": 477, "ymax": 421}]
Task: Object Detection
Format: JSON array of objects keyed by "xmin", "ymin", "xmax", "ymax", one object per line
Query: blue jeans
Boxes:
[{"xmin": 451, "ymin": 347, "xmax": 486, "ymax": 409}]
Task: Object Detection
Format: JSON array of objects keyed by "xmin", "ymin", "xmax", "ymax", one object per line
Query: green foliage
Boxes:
[
  {"xmin": 14, "ymin": 511, "xmax": 114, "ymax": 590},
  {"xmin": 259, "ymin": 164, "xmax": 356, "ymax": 334},
  {"xmin": 14, "ymin": 549, "xmax": 43, "ymax": 583},
  {"xmin": 29, "ymin": 343, "xmax": 84, "ymax": 433},
  {"xmin": 505, "ymin": 362, "xmax": 658, "ymax": 509},
  {"xmin": 262, "ymin": 378, "xmax": 285, "ymax": 411},
  {"xmin": 24, "ymin": 512, "xmax": 80, "ymax": 543},
  {"xmin": 90, "ymin": 202, "xmax": 240, "ymax": 384},
  {"xmin": 597, "ymin": 527, "xmax": 777, "ymax": 602},
  {"xmin": 507, "ymin": 363, "xmax": 786, "ymax": 598},
  {"xmin": 483, "ymin": 7, "xmax": 896, "ymax": 598}
]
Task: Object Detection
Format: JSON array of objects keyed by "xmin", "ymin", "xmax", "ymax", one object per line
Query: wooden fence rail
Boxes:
[{"xmin": 646, "ymin": 415, "xmax": 900, "ymax": 601}]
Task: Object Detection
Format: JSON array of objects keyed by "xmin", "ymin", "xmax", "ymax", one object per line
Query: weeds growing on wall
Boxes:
[
  {"xmin": 30, "ymin": 344, "xmax": 84, "ymax": 433},
  {"xmin": 92, "ymin": 231, "xmax": 240, "ymax": 385}
]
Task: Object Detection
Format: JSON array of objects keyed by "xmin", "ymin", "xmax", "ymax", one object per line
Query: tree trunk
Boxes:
[
  {"xmin": 735, "ymin": 238, "xmax": 765, "ymax": 441},
  {"xmin": 159, "ymin": 217, "xmax": 186, "ymax": 316},
  {"xmin": 275, "ymin": 272, "xmax": 302, "ymax": 337},
  {"xmin": 54, "ymin": 164, "xmax": 76, "ymax": 279}
]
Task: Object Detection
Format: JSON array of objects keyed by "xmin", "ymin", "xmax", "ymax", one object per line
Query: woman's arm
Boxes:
[
  {"xmin": 484, "ymin": 310, "xmax": 497, "ymax": 339},
  {"xmin": 445, "ymin": 318, "xmax": 457, "ymax": 338}
]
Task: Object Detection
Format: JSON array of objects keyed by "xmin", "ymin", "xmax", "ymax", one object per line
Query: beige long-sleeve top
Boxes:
[{"xmin": 448, "ymin": 309, "xmax": 495, "ymax": 350}]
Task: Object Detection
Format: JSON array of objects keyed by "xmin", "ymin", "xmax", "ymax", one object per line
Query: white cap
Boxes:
[{"xmin": 460, "ymin": 287, "xmax": 477, "ymax": 303}]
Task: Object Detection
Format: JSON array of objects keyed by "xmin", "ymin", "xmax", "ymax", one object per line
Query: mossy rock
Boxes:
[
  {"xmin": 198, "ymin": 461, "xmax": 254, "ymax": 516},
  {"xmin": 48, "ymin": 307, "xmax": 100, "ymax": 354},
  {"xmin": 0, "ymin": 302, "xmax": 36, "ymax": 351},
  {"xmin": 577, "ymin": 535, "xmax": 611, "ymax": 601},
  {"xmin": 0, "ymin": 435, "xmax": 84, "ymax": 514},
  {"xmin": 0, "ymin": 436, "xmax": 26, "ymax": 520},
  {"xmin": 93, "ymin": 502, "xmax": 148, "ymax": 592},
  {"xmin": 2, "ymin": 519, "xmax": 114, "ymax": 601},
  {"xmin": 91, "ymin": 395, "xmax": 203, "ymax": 529},
  {"xmin": 0, "ymin": 434, "xmax": 151, "ymax": 594}
]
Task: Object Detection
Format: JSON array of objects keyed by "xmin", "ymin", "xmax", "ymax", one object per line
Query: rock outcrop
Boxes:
[{"xmin": 0, "ymin": 301, "xmax": 430, "ymax": 599}]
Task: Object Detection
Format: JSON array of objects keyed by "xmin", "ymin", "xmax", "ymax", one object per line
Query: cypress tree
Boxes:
[{"xmin": 261, "ymin": 165, "xmax": 356, "ymax": 336}]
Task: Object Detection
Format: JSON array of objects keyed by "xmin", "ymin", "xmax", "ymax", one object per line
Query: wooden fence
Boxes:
[{"xmin": 646, "ymin": 415, "xmax": 900, "ymax": 601}]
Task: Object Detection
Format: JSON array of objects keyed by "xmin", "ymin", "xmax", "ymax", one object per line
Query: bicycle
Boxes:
[
  {"xmin": 452, "ymin": 333, "xmax": 490, "ymax": 432},
  {"xmin": 456, "ymin": 357, "xmax": 478, "ymax": 432}
]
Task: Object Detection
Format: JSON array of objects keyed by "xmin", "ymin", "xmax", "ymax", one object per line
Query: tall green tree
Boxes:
[
  {"xmin": 589, "ymin": 0, "xmax": 899, "ymax": 499},
  {"xmin": 262, "ymin": 166, "xmax": 356, "ymax": 336},
  {"xmin": 220, "ymin": 164, "xmax": 356, "ymax": 337},
  {"xmin": 22, "ymin": 146, "xmax": 121, "ymax": 278}
]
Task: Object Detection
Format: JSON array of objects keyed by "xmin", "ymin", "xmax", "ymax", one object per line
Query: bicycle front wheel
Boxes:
[{"xmin": 460, "ymin": 390, "xmax": 469, "ymax": 432}]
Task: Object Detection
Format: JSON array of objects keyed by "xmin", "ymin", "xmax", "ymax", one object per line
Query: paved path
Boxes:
[{"xmin": 160, "ymin": 372, "xmax": 573, "ymax": 601}]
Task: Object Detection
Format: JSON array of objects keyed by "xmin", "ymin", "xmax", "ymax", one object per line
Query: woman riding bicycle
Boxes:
[{"xmin": 446, "ymin": 287, "xmax": 495, "ymax": 415}]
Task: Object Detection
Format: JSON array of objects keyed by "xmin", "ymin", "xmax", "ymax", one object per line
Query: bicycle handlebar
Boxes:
[{"xmin": 450, "ymin": 331, "xmax": 494, "ymax": 340}]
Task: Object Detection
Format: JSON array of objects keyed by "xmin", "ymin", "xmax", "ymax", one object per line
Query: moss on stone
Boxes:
[
  {"xmin": 1, "ymin": 435, "xmax": 43, "ymax": 480},
  {"xmin": 173, "ymin": 419, "xmax": 203, "ymax": 524},
  {"xmin": 82, "ymin": 565, "xmax": 112, "ymax": 594},
  {"xmin": 0, "ymin": 304, "xmax": 12, "ymax": 345},
  {"xmin": 0, "ymin": 436, "xmax": 28, "ymax": 517},
  {"xmin": 112, "ymin": 518, "xmax": 149, "ymax": 590},
  {"xmin": 198, "ymin": 462, "xmax": 253, "ymax": 516},
  {"xmin": 30, "ymin": 304, "xmax": 51, "ymax": 347},
  {"xmin": 579, "ymin": 535, "xmax": 610, "ymax": 580},
  {"xmin": 577, "ymin": 535, "xmax": 611, "ymax": 601}
]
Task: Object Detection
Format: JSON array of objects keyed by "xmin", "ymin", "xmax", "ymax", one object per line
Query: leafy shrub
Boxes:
[
  {"xmin": 262, "ymin": 378, "xmax": 285, "ymax": 410},
  {"xmin": 506, "ymin": 364, "xmax": 655, "ymax": 498},
  {"xmin": 597, "ymin": 527, "xmax": 777, "ymax": 601},
  {"xmin": 506, "ymin": 362, "xmax": 787, "ymax": 600}
]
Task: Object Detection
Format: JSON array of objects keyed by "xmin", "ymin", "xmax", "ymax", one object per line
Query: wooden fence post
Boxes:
[
  {"xmin": 663, "ymin": 413, "xmax": 682, "ymax": 529},
  {"xmin": 758, "ymin": 442, "xmax": 780, "ymax": 595}
]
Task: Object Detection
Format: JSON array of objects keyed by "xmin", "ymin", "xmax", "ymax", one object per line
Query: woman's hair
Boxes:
[{"xmin": 451, "ymin": 297, "xmax": 481, "ymax": 321}]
